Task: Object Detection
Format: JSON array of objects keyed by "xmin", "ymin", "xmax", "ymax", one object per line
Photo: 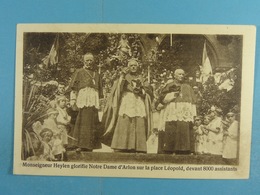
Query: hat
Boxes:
[
  {"xmin": 194, "ymin": 116, "xmax": 202, "ymax": 121},
  {"xmin": 56, "ymin": 95, "xmax": 67, "ymax": 102},
  {"xmin": 39, "ymin": 128, "xmax": 53, "ymax": 138}
]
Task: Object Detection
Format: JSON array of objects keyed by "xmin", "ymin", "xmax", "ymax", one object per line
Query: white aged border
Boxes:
[{"xmin": 14, "ymin": 24, "xmax": 256, "ymax": 179}]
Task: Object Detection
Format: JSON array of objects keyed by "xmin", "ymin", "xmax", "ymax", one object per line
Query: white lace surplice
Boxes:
[
  {"xmin": 164, "ymin": 102, "xmax": 196, "ymax": 122},
  {"xmin": 118, "ymin": 92, "xmax": 146, "ymax": 118},
  {"xmin": 76, "ymin": 87, "xmax": 99, "ymax": 109}
]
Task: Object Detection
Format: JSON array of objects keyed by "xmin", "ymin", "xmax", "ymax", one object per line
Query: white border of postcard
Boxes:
[{"xmin": 14, "ymin": 24, "xmax": 256, "ymax": 179}]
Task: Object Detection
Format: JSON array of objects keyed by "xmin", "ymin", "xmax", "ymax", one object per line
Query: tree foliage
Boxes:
[{"xmin": 23, "ymin": 33, "xmax": 242, "ymax": 117}]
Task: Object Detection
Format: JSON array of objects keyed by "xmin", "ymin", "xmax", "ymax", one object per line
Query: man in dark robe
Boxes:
[
  {"xmin": 67, "ymin": 53, "xmax": 103, "ymax": 152},
  {"xmin": 158, "ymin": 69, "xmax": 196, "ymax": 154}
]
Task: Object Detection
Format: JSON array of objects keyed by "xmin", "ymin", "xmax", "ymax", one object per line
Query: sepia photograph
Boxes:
[{"xmin": 13, "ymin": 24, "xmax": 255, "ymax": 179}]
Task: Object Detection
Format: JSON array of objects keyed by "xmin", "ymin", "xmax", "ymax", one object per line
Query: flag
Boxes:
[
  {"xmin": 201, "ymin": 41, "xmax": 212, "ymax": 83},
  {"xmin": 42, "ymin": 35, "xmax": 59, "ymax": 68}
]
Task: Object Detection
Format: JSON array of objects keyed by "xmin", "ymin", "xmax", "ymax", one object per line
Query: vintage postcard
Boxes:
[{"xmin": 14, "ymin": 24, "xmax": 256, "ymax": 179}]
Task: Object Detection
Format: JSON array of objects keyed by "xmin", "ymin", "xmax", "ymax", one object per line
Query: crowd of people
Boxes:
[{"xmin": 26, "ymin": 52, "xmax": 239, "ymax": 163}]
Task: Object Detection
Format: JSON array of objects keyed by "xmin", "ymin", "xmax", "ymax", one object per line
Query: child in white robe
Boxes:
[
  {"xmin": 55, "ymin": 95, "xmax": 71, "ymax": 148},
  {"xmin": 39, "ymin": 128, "xmax": 56, "ymax": 161},
  {"xmin": 193, "ymin": 116, "xmax": 204, "ymax": 154},
  {"xmin": 201, "ymin": 115, "xmax": 210, "ymax": 154},
  {"xmin": 204, "ymin": 108, "xmax": 223, "ymax": 155},
  {"xmin": 43, "ymin": 108, "xmax": 65, "ymax": 161},
  {"xmin": 222, "ymin": 112, "xmax": 239, "ymax": 159}
]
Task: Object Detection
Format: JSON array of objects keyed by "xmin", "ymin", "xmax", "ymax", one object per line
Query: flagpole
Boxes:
[
  {"xmin": 170, "ymin": 34, "xmax": 172, "ymax": 47},
  {"xmin": 201, "ymin": 40, "xmax": 213, "ymax": 84},
  {"xmin": 98, "ymin": 63, "xmax": 102, "ymax": 74},
  {"xmin": 148, "ymin": 63, "xmax": 151, "ymax": 84}
]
